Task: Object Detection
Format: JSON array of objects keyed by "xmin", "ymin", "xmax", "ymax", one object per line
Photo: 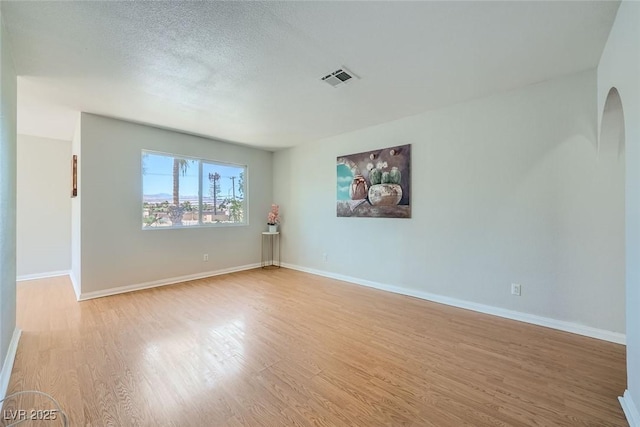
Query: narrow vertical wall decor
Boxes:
[{"xmin": 71, "ymin": 155, "xmax": 78, "ymax": 197}]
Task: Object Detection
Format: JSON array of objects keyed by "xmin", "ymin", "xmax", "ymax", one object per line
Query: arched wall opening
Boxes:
[
  {"xmin": 599, "ymin": 86, "xmax": 626, "ymax": 336},
  {"xmin": 600, "ymin": 87, "xmax": 626, "ymax": 157}
]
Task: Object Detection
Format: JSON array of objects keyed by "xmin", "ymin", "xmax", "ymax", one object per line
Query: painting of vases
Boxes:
[{"xmin": 337, "ymin": 144, "xmax": 411, "ymax": 218}]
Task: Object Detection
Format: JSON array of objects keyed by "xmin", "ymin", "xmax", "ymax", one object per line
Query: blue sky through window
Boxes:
[{"xmin": 142, "ymin": 152, "xmax": 243, "ymax": 199}]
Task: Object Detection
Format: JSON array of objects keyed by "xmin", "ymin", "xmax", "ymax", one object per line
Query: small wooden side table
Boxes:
[{"xmin": 261, "ymin": 232, "xmax": 280, "ymax": 269}]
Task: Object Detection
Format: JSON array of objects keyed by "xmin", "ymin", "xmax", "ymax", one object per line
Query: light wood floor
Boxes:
[{"xmin": 4, "ymin": 269, "xmax": 627, "ymax": 426}]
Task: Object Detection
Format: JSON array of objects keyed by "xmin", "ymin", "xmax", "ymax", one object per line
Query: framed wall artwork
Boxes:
[
  {"xmin": 337, "ymin": 144, "xmax": 411, "ymax": 218},
  {"xmin": 72, "ymin": 155, "xmax": 78, "ymax": 197}
]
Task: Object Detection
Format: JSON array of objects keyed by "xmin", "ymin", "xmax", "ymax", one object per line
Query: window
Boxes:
[{"xmin": 142, "ymin": 151, "xmax": 246, "ymax": 228}]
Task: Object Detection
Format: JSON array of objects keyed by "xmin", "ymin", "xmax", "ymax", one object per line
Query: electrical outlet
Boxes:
[
  {"xmin": 511, "ymin": 283, "xmax": 521, "ymax": 296},
  {"xmin": 322, "ymin": 252, "xmax": 328, "ymax": 262},
  {"xmin": 203, "ymin": 254, "xmax": 209, "ymax": 262}
]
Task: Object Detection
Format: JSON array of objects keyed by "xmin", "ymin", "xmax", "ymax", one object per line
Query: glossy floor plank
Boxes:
[{"xmin": 3, "ymin": 269, "xmax": 627, "ymax": 426}]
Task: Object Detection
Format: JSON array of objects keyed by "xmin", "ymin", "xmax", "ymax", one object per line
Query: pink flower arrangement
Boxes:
[{"xmin": 267, "ymin": 204, "xmax": 280, "ymax": 225}]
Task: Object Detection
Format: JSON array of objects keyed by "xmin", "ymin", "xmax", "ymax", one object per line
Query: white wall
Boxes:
[
  {"xmin": 16, "ymin": 134, "xmax": 71, "ymax": 277},
  {"xmin": 0, "ymin": 6, "xmax": 17, "ymax": 383},
  {"xmin": 597, "ymin": 0, "xmax": 640, "ymax": 422},
  {"xmin": 274, "ymin": 69, "xmax": 625, "ymax": 336},
  {"xmin": 78, "ymin": 114, "xmax": 273, "ymax": 295}
]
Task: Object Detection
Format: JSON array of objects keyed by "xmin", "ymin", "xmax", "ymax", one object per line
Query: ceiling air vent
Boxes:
[{"xmin": 321, "ymin": 67, "xmax": 358, "ymax": 87}]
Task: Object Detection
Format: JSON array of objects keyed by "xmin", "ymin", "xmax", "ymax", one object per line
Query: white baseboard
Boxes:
[
  {"xmin": 282, "ymin": 263, "xmax": 626, "ymax": 345},
  {"xmin": 16, "ymin": 270, "xmax": 70, "ymax": 282},
  {"xmin": 620, "ymin": 390, "xmax": 640, "ymax": 427},
  {"xmin": 0, "ymin": 329, "xmax": 21, "ymax": 402},
  {"xmin": 69, "ymin": 271, "xmax": 81, "ymax": 301},
  {"xmin": 78, "ymin": 263, "xmax": 261, "ymax": 301}
]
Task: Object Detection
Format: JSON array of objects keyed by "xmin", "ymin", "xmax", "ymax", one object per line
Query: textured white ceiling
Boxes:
[{"xmin": 3, "ymin": 1, "xmax": 619, "ymax": 149}]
